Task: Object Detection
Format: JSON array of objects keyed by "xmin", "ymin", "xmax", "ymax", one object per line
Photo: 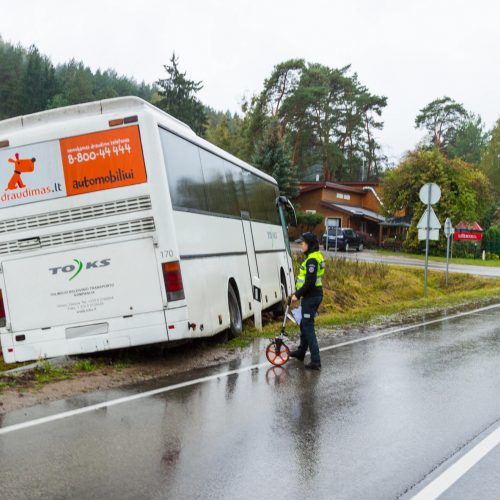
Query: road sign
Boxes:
[
  {"xmin": 444, "ymin": 217, "xmax": 453, "ymax": 238},
  {"xmin": 418, "ymin": 229, "xmax": 439, "ymax": 240},
  {"xmin": 417, "ymin": 206, "xmax": 441, "ymax": 231},
  {"xmin": 419, "ymin": 183, "xmax": 441, "ymax": 205}
]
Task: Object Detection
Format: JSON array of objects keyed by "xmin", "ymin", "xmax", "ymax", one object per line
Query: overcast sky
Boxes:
[{"xmin": 1, "ymin": 0, "xmax": 498, "ymax": 162}]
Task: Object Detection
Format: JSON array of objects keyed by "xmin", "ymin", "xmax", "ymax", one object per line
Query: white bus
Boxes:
[{"xmin": 0, "ymin": 97, "xmax": 296, "ymax": 363}]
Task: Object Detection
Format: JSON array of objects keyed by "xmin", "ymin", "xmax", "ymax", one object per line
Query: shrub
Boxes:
[
  {"xmin": 382, "ymin": 237, "xmax": 403, "ymax": 251},
  {"xmin": 484, "ymin": 225, "xmax": 500, "ymax": 256},
  {"xmin": 296, "ymin": 211, "xmax": 324, "ymax": 236},
  {"xmin": 357, "ymin": 231, "xmax": 378, "ymax": 249}
]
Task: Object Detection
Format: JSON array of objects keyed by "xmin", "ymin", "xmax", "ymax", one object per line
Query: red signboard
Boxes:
[{"xmin": 454, "ymin": 232, "xmax": 482, "ymax": 241}]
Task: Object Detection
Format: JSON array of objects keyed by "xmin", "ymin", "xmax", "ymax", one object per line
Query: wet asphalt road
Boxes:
[
  {"xmin": 1, "ymin": 306, "xmax": 500, "ymax": 499},
  {"xmin": 322, "ymin": 248, "xmax": 500, "ymax": 278}
]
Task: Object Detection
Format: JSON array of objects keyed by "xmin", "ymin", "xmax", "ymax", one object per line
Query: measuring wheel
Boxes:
[{"xmin": 266, "ymin": 338, "xmax": 290, "ymax": 366}]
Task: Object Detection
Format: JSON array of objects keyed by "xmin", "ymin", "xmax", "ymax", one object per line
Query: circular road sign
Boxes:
[
  {"xmin": 444, "ymin": 217, "xmax": 452, "ymax": 238},
  {"xmin": 419, "ymin": 183, "xmax": 441, "ymax": 205}
]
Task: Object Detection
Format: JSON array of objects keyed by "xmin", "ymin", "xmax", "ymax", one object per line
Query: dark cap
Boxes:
[{"xmin": 298, "ymin": 232, "xmax": 318, "ymax": 246}]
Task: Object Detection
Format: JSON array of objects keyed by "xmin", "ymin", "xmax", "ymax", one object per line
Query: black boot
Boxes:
[
  {"xmin": 289, "ymin": 350, "xmax": 305, "ymax": 361},
  {"xmin": 304, "ymin": 361, "xmax": 321, "ymax": 370}
]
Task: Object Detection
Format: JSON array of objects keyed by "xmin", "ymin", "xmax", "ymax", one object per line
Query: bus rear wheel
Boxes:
[{"xmin": 228, "ymin": 285, "xmax": 242, "ymax": 338}]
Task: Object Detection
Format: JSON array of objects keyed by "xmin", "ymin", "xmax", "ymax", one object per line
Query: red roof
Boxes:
[
  {"xmin": 336, "ymin": 181, "xmax": 380, "ymax": 187},
  {"xmin": 300, "ymin": 182, "xmax": 365, "ymax": 195},
  {"xmin": 455, "ymin": 221, "xmax": 483, "ymax": 231},
  {"xmin": 320, "ymin": 201, "xmax": 385, "ymax": 223}
]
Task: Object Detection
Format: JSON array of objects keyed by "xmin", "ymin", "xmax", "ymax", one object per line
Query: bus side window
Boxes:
[
  {"xmin": 159, "ymin": 127, "xmax": 280, "ymax": 225},
  {"xmin": 199, "ymin": 149, "xmax": 227, "ymax": 215},
  {"xmin": 223, "ymin": 161, "xmax": 244, "ymax": 217},
  {"xmin": 159, "ymin": 129, "xmax": 208, "ymax": 211},
  {"xmin": 242, "ymin": 170, "xmax": 259, "ymax": 220},
  {"xmin": 244, "ymin": 173, "xmax": 279, "ymax": 224},
  {"xmin": 232, "ymin": 163, "xmax": 248, "ymax": 214}
]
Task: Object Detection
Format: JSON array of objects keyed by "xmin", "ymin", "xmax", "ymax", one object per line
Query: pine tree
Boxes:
[
  {"xmin": 252, "ymin": 121, "xmax": 299, "ymax": 199},
  {"xmin": 0, "ymin": 40, "xmax": 24, "ymax": 119},
  {"xmin": 156, "ymin": 53, "xmax": 207, "ymax": 136},
  {"xmin": 480, "ymin": 119, "xmax": 500, "ymax": 196},
  {"xmin": 21, "ymin": 45, "xmax": 57, "ymax": 114}
]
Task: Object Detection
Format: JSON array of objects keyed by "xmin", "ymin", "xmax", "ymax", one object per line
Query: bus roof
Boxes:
[
  {"xmin": 0, "ymin": 96, "xmax": 277, "ymax": 185},
  {"xmin": 0, "ymin": 96, "xmax": 192, "ymax": 135}
]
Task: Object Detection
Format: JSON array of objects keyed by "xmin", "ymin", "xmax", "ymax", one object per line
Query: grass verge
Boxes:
[
  {"xmin": 223, "ymin": 257, "xmax": 500, "ymax": 345},
  {"xmin": 377, "ymin": 249, "xmax": 500, "ymax": 267},
  {"xmin": 0, "ymin": 357, "xmax": 120, "ymax": 393}
]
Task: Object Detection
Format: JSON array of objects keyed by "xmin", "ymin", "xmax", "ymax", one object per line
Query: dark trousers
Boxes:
[{"xmin": 298, "ymin": 295, "xmax": 322, "ymax": 364}]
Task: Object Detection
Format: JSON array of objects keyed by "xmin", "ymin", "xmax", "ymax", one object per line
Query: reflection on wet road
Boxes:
[{"xmin": 1, "ymin": 306, "xmax": 500, "ymax": 499}]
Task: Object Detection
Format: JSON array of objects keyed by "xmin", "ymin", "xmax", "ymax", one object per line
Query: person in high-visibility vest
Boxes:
[{"xmin": 290, "ymin": 232, "xmax": 325, "ymax": 370}]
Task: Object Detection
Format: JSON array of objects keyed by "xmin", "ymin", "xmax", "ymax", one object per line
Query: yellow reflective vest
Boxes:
[{"xmin": 296, "ymin": 250, "xmax": 325, "ymax": 291}]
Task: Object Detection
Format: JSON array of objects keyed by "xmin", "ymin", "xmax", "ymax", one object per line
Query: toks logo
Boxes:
[
  {"xmin": 49, "ymin": 259, "xmax": 111, "ymax": 281},
  {"xmin": 6, "ymin": 153, "xmax": 36, "ymax": 190}
]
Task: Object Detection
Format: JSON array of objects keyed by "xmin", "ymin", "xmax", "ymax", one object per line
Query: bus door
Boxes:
[
  {"xmin": 240, "ymin": 211, "xmax": 262, "ymax": 329},
  {"xmin": 277, "ymin": 196, "xmax": 297, "ymax": 294}
]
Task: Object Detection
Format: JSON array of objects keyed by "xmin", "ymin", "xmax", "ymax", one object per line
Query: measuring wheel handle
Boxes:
[{"xmin": 266, "ymin": 337, "xmax": 290, "ymax": 366}]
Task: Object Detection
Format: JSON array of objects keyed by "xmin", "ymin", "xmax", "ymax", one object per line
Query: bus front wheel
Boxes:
[{"xmin": 228, "ymin": 285, "xmax": 242, "ymax": 338}]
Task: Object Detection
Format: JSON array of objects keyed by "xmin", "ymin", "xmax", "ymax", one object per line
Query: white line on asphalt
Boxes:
[
  {"xmin": 319, "ymin": 303, "xmax": 500, "ymax": 353},
  {"xmin": 0, "ymin": 302, "xmax": 499, "ymax": 436},
  {"xmin": 411, "ymin": 424, "xmax": 500, "ymax": 500}
]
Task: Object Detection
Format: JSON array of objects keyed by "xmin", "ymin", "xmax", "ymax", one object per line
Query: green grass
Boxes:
[
  {"xmin": 112, "ymin": 360, "xmax": 131, "ymax": 370},
  {"xmin": 0, "ymin": 380, "xmax": 15, "ymax": 391},
  {"xmin": 33, "ymin": 361, "xmax": 71, "ymax": 384},
  {"xmin": 0, "ymin": 356, "xmax": 29, "ymax": 373},
  {"xmin": 72, "ymin": 359, "xmax": 98, "ymax": 372},
  {"xmin": 221, "ymin": 337, "xmax": 253, "ymax": 349},
  {"xmin": 0, "ymin": 356, "xmax": 127, "ymax": 393},
  {"xmin": 377, "ymin": 249, "xmax": 500, "ymax": 267},
  {"xmin": 243, "ymin": 256, "xmax": 500, "ymax": 338}
]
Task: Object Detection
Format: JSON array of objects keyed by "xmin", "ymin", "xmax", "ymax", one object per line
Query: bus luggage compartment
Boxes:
[{"xmin": 2, "ymin": 237, "xmax": 164, "ymax": 332}]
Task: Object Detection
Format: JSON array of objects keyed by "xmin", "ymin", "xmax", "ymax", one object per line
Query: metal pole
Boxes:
[
  {"xmin": 445, "ymin": 234, "xmax": 450, "ymax": 286},
  {"xmin": 423, "ymin": 184, "xmax": 431, "ymax": 298}
]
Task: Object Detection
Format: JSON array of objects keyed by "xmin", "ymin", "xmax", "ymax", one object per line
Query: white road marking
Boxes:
[
  {"xmin": 318, "ymin": 303, "xmax": 500, "ymax": 352},
  {"xmin": 0, "ymin": 303, "xmax": 499, "ymax": 436},
  {"xmin": 411, "ymin": 424, "xmax": 500, "ymax": 500}
]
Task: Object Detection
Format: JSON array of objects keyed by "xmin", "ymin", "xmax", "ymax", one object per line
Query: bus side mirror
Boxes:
[{"xmin": 276, "ymin": 196, "xmax": 297, "ymax": 227}]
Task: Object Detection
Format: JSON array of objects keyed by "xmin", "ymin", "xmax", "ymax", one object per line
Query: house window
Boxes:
[
  {"xmin": 336, "ymin": 193, "xmax": 351, "ymax": 200},
  {"xmin": 326, "ymin": 217, "xmax": 341, "ymax": 229}
]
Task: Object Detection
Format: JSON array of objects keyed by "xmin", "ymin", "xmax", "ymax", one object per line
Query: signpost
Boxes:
[
  {"xmin": 444, "ymin": 217, "xmax": 453, "ymax": 286},
  {"xmin": 418, "ymin": 183, "xmax": 441, "ymax": 297}
]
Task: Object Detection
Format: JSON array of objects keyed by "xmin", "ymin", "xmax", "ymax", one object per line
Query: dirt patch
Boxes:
[{"xmin": 0, "ymin": 340, "xmax": 242, "ymax": 414}]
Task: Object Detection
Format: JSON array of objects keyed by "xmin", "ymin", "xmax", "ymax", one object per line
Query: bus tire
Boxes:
[
  {"xmin": 228, "ymin": 285, "xmax": 242, "ymax": 338},
  {"xmin": 273, "ymin": 272, "xmax": 288, "ymax": 318}
]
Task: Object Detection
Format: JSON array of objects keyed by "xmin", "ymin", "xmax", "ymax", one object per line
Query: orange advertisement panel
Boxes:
[{"xmin": 60, "ymin": 125, "xmax": 147, "ymax": 196}]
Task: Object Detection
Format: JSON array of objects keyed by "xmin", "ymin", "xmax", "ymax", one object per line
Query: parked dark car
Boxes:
[{"xmin": 322, "ymin": 228, "xmax": 364, "ymax": 252}]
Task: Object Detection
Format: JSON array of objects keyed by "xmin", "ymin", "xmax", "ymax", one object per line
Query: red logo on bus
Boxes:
[{"xmin": 6, "ymin": 153, "xmax": 36, "ymax": 190}]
